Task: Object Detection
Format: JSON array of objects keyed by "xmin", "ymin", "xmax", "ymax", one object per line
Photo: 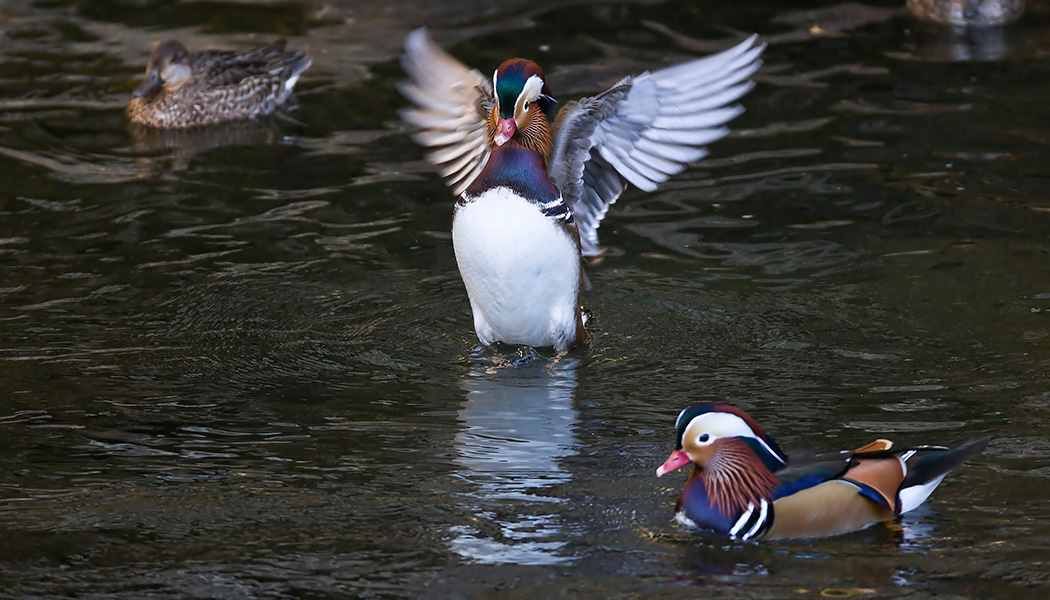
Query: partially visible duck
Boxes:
[
  {"xmin": 127, "ymin": 39, "xmax": 311, "ymax": 128},
  {"xmin": 907, "ymin": 0, "xmax": 1026, "ymax": 26},
  {"xmin": 657, "ymin": 404, "xmax": 989, "ymax": 540},
  {"xmin": 400, "ymin": 29, "xmax": 763, "ymax": 351}
]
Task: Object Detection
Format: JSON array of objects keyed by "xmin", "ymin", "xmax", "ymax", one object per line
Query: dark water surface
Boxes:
[{"xmin": 2, "ymin": 0, "xmax": 1050, "ymax": 597}]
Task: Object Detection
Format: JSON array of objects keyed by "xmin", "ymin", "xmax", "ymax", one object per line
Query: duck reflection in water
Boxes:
[
  {"xmin": 128, "ymin": 118, "xmax": 285, "ymax": 170},
  {"xmin": 451, "ymin": 352, "xmax": 580, "ymax": 565},
  {"xmin": 907, "ymin": 19, "xmax": 1025, "ymax": 62}
]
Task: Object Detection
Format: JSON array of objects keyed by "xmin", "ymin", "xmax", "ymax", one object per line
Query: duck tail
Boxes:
[
  {"xmin": 284, "ymin": 52, "xmax": 313, "ymax": 80},
  {"xmin": 897, "ymin": 437, "xmax": 989, "ymax": 515},
  {"xmin": 250, "ymin": 40, "xmax": 311, "ymax": 79}
]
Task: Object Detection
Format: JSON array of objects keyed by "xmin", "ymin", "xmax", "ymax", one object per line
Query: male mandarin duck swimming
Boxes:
[
  {"xmin": 657, "ymin": 404, "xmax": 989, "ymax": 540},
  {"xmin": 399, "ymin": 29, "xmax": 764, "ymax": 351},
  {"xmin": 127, "ymin": 39, "xmax": 311, "ymax": 128},
  {"xmin": 906, "ymin": 0, "xmax": 1026, "ymax": 26}
]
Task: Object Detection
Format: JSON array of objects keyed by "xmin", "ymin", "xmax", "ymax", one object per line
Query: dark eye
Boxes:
[
  {"xmin": 523, "ymin": 101, "xmax": 530, "ymax": 110},
  {"xmin": 698, "ymin": 434, "xmax": 710, "ymax": 443}
]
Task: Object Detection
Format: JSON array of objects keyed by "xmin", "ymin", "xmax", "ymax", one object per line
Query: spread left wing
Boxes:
[
  {"xmin": 548, "ymin": 35, "xmax": 764, "ymax": 258},
  {"xmin": 398, "ymin": 28, "xmax": 494, "ymax": 197}
]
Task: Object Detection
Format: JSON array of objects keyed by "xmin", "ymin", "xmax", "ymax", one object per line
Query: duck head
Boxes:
[
  {"xmin": 133, "ymin": 40, "xmax": 192, "ymax": 98},
  {"xmin": 657, "ymin": 404, "xmax": 788, "ymax": 477},
  {"xmin": 657, "ymin": 404, "xmax": 787, "ymax": 521},
  {"xmin": 489, "ymin": 59, "xmax": 556, "ymax": 155}
]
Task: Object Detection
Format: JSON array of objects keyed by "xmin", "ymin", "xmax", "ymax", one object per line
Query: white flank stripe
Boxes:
[
  {"xmin": 898, "ymin": 450, "xmax": 917, "ymax": 479},
  {"xmin": 743, "ymin": 499, "xmax": 768, "ymax": 540},
  {"xmin": 730, "ymin": 502, "xmax": 755, "ymax": 538}
]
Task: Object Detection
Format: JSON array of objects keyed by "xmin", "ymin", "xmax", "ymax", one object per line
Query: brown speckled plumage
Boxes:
[
  {"xmin": 127, "ymin": 39, "xmax": 311, "ymax": 129},
  {"xmin": 907, "ymin": 0, "xmax": 1026, "ymax": 26}
]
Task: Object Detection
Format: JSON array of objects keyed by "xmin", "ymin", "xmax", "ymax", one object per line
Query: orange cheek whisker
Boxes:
[{"xmin": 701, "ymin": 439, "xmax": 780, "ymax": 518}]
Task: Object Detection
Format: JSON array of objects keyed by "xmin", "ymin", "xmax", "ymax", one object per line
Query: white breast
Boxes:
[{"xmin": 452, "ymin": 186, "xmax": 582, "ymax": 351}]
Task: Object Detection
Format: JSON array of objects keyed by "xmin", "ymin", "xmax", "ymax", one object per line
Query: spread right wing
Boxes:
[
  {"xmin": 398, "ymin": 28, "xmax": 494, "ymax": 197},
  {"xmin": 548, "ymin": 36, "xmax": 764, "ymax": 258}
]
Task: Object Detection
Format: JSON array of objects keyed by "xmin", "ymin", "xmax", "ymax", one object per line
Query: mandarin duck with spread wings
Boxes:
[{"xmin": 400, "ymin": 29, "xmax": 764, "ymax": 351}]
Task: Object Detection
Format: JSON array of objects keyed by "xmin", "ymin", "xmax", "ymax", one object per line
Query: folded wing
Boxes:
[
  {"xmin": 197, "ymin": 41, "xmax": 311, "ymax": 90},
  {"xmin": 399, "ymin": 28, "xmax": 494, "ymax": 197},
  {"xmin": 548, "ymin": 35, "xmax": 764, "ymax": 258}
]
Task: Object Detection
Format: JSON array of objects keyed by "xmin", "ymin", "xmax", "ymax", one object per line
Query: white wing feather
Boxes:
[
  {"xmin": 549, "ymin": 35, "xmax": 765, "ymax": 258},
  {"xmin": 398, "ymin": 28, "xmax": 493, "ymax": 197}
]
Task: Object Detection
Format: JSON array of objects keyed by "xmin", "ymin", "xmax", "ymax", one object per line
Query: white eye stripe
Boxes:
[
  {"xmin": 492, "ymin": 70, "xmax": 499, "ymax": 113},
  {"xmin": 515, "ymin": 74, "xmax": 544, "ymax": 116},
  {"xmin": 683, "ymin": 413, "xmax": 785, "ymax": 464}
]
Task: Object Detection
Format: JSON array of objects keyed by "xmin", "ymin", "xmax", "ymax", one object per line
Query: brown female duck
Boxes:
[{"xmin": 127, "ymin": 39, "xmax": 311, "ymax": 128}]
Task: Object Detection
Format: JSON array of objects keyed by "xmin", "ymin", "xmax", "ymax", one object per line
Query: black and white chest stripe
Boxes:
[
  {"xmin": 533, "ymin": 195, "xmax": 573, "ymax": 222},
  {"xmin": 728, "ymin": 498, "xmax": 774, "ymax": 541},
  {"xmin": 459, "ymin": 190, "xmax": 574, "ymax": 223}
]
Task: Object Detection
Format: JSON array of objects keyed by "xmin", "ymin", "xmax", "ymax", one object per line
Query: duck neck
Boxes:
[{"xmin": 464, "ymin": 146, "xmax": 560, "ymax": 207}]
